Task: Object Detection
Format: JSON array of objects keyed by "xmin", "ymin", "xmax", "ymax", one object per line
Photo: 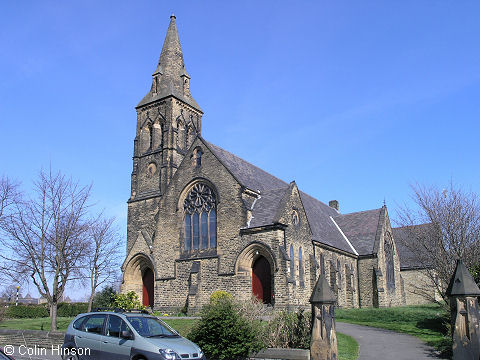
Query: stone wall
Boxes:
[
  {"xmin": 401, "ymin": 268, "xmax": 439, "ymax": 305},
  {"xmin": 313, "ymin": 245, "xmax": 359, "ymax": 308}
]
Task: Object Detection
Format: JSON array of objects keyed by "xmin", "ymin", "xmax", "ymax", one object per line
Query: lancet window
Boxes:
[
  {"xmin": 290, "ymin": 245, "xmax": 295, "ymax": 277},
  {"xmin": 298, "ymin": 247, "xmax": 304, "ymax": 285},
  {"xmin": 385, "ymin": 232, "xmax": 395, "ymax": 291},
  {"xmin": 183, "ymin": 184, "xmax": 217, "ymax": 251}
]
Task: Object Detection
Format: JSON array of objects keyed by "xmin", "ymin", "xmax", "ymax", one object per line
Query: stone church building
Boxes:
[{"xmin": 121, "ymin": 16, "xmax": 434, "ymax": 311}]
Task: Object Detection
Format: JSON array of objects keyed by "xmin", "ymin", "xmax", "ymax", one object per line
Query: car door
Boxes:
[
  {"xmin": 101, "ymin": 315, "xmax": 134, "ymax": 360},
  {"xmin": 76, "ymin": 314, "xmax": 107, "ymax": 360}
]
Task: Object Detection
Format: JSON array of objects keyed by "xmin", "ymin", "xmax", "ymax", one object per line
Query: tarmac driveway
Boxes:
[{"xmin": 337, "ymin": 322, "xmax": 442, "ymax": 360}]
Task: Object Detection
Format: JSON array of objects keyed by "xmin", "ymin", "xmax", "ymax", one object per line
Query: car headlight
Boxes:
[
  {"xmin": 159, "ymin": 348, "xmax": 180, "ymax": 360},
  {"xmin": 198, "ymin": 348, "xmax": 204, "ymax": 357}
]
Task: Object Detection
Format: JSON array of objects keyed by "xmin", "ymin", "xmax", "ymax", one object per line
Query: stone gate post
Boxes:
[
  {"xmin": 446, "ymin": 259, "xmax": 480, "ymax": 360},
  {"xmin": 309, "ymin": 274, "xmax": 338, "ymax": 360}
]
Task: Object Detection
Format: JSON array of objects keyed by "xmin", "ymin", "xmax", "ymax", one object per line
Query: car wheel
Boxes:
[{"xmin": 62, "ymin": 350, "xmax": 79, "ymax": 360}]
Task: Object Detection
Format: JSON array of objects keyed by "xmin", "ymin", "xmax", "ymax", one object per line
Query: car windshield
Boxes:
[
  {"xmin": 126, "ymin": 316, "xmax": 179, "ymax": 338},
  {"xmin": 0, "ymin": 351, "xmax": 12, "ymax": 360}
]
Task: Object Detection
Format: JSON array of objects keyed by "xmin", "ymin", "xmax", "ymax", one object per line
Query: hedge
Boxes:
[
  {"xmin": 4, "ymin": 302, "xmax": 88, "ymax": 319},
  {"xmin": 6, "ymin": 305, "xmax": 49, "ymax": 318},
  {"xmin": 57, "ymin": 303, "xmax": 88, "ymax": 317}
]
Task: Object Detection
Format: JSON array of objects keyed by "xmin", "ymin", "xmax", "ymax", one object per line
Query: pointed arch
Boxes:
[
  {"xmin": 181, "ymin": 181, "xmax": 218, "ymax": 251},
  {"xmin": 290, "ymin": 245, "xmax": 295, "ymax": 278},
  {"xmin": 176, "ymin": 118, "xmax": 185, "ymax": 150},
  {"xmin": 298, "ymin": 247, "xmax": 304, "ymax": 284},
  {"xmin": 122, "ymin": 252, "xmax": 156, "ymax": 307}
]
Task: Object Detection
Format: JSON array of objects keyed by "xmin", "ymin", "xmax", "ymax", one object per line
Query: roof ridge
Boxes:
[
  {"xmin": 336, "ymin": 207, "xmax": 382, "ymax": 217},
  {"xmin": 205, "ymin": 140, "xmax": 288, "ymax": 192},
  {"xmin": 393, "ymin": 223, "xmax": 432, "ymax": 230}
]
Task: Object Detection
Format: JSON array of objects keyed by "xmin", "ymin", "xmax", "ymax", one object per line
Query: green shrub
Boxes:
[
  {"xmin": 263, "ymin": 309, "xmax": 311, "ymax": 349},
  {"xmin": 113, "ymin": 291, "xmax": 144, "ymax": 310},
  {"xmin": 6, "ymin": 304, "xmax": 49, "ymax": 318},
  {"xmin": 188, "ymin": 294, "xmax": 264, "ymax": 360},
  {"xmin": 57, "ymin": 302, "xmax": 88, "ymax": 317},
  {"xmin": 0, "ymin": 306, "xmax": 6, "ymax": 323},
  {"xmin": 209, "ymin": 290, "xmax": 233, "ymax": 304},
  {"xmin": 92, "ymin": 286, "xmax": 117, "ymax": 309}
]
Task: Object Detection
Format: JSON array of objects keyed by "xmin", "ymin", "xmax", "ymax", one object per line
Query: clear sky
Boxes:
[{"xmin": 1, "ymin": 1, "xmax": 479, "ymax": 296}]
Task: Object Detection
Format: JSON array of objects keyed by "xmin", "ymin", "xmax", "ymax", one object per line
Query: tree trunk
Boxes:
[
  {"xmin": 50, "ymin": 302, "xmax": 58, "ymax": 331},
  {"xmin": 88, "ymin": 292, "xmax": 95, "ymax": 312}
]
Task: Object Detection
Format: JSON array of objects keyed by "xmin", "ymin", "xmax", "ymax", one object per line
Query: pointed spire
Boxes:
[
  {"xmin": 310, "ymin": 274, "xmax": 337, "ymax": 304},
  {"xmin": 446, "ymin": 259, "xmax": 480, "ymax": 297},
  {"xmin": 137, "ymin": 15, "xmax": 201, "ymax": 111}
]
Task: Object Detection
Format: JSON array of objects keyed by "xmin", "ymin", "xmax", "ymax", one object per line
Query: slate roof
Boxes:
[
  {"xmin": 393, "ymin": 224, "xmax": 435, "ymax": 270},
  {"xmin": 300, "ymin": 191, "xmax": 357, "ymax": 254},
  {"xmin": 333, "ymin": 209, "xmax": 383, "ymax": 255},
  {"xmin": 248, "ymin": 187, "xmax": 289, "ymax": 228},
  {"xmin": 204, "ymin": 140, "xmax": 358, "ymax": 254},
  {"xmin": 206, "ymin": 141, "xmax": 288, "ymax": 192}
]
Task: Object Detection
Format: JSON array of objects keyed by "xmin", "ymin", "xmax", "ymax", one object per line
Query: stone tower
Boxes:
[{"xmin": 127, "ymin": 15, "xmax": 203, "ymax": 252}]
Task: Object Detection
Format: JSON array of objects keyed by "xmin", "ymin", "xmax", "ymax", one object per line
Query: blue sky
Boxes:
[{"xmin": 1, "ymin": 1, "xmax": 479, "ymax": 296}]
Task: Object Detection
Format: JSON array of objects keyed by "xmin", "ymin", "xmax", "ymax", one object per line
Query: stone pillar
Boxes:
[
  {"xmin": 446, "ymin": 259, "xmax": 480, "ymax": 360},
  {"xmin": 309, "ymin": 274, "xmax": 338, "ymax": 360}
]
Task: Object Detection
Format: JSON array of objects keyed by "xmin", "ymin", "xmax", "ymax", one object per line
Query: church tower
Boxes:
[{"xmin": 127, "ymin": 15, "xmax": 203, "ymax": 252}]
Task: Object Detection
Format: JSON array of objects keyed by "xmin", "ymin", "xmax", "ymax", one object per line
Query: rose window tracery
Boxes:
[{"xmin": 183, "ymin": 183, "xmax": 217, "ymax": 251}]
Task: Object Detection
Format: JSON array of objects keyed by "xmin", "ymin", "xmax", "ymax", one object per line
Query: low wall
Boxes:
[
  {"xmin": 0, "ymin": 329, "xmax": 65, "ymax": 348},
  {"xmin": 250, "ymin": 348, "xmax": 310, "ymax": 360}
]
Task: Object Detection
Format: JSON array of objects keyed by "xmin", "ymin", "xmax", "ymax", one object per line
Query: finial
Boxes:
[
  {"xmin": 170, "ymin": 13, "xmax": 176, "ymax": 19},
  {"xmin": 383, "ymin": 197, "xmax": 386, "ymax": 207}
]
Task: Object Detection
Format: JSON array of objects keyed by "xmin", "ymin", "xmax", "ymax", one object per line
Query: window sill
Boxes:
[{"xmin": 178, "ymin": 248, "xmax": 217, "ymax": 261}]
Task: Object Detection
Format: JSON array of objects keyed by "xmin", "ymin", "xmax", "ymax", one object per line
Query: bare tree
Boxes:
[
  {"xmin": 0, "ymin": 170, "xmax": 91, "ymax": 330},
  {"xmin": 396, "ymin": 182, "xmax": 480, "ymax": 302},
  {"xmin": 85, "ymin": 216, "xmax": 122, "ymax": 312},
  {"xmin": 0, "ymin": 176, "xmax": 20, "ymax": 225},
  {"xmin": 1, "ymin": 285, "xmax": 21, "ymax": 303}
]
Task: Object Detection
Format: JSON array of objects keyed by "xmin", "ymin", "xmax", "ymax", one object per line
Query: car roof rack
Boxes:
[
  {"xmin": 93, "ymin": 307, "xmax": 124, "ymax": 313},
  {"xmin": 92, "ymin": 307, "xmax": 150, "ymax": 314},
  {"xmin": 124, "ymin": 309, "xmax": 150, "ymax": 314}
]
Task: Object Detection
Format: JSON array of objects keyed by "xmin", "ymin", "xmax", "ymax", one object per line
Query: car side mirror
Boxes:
[{"xmin": 121, "ymin": 330, "xmax": 133, "ymax": 340}]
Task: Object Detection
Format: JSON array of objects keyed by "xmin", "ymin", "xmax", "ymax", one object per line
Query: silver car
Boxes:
[{"xmin": 62, "ymin": 310, "xmax": 205, "ymax": 360}]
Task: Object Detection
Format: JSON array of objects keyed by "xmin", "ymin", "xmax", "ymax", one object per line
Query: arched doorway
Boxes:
[
  {"xmin": 252, "ymin": 256, "xmax": 272, "ymax": 304},
  {"xmin": 142, "ymin": 268, "xmax": 154, "ymax": 308},
  {"xmin": 122, "ymin": 252, "xmax": 155, "ymax": 308}
]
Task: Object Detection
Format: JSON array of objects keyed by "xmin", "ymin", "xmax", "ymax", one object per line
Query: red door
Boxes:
[
  {"xmin": 142, "ymin": 268, "xmax": 154, "ymax": 307},
  {"xmin": 252, "ymin": 256, "xmax": 272, "ymax": 304}
]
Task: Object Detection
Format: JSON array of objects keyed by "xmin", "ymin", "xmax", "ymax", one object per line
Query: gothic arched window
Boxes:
[
  {"xmin": 298, "ymin": 247, "xmax": 304, "ymax": 285},
  {"xmin": 192, "ymin": 148, "xmax": 203, "ymax": 167},
  {"xmin": 290, "ymin": 245, "xmax": 295, "ymax": 277},
  {"xmin": 183, "ymin": 183, "xmax": 217, "ymax": 251},
  {"xmin": 148, "ymin": 124, "xmax": 153, "ymax": 150},
  {"xmin": 337, "ymin": 259, "xmax": 342, "ymax": 287},
  {"xmin": 177, "ymin": 120, "xmax": 185, "ymax": 150},
  {"xmin": 385, "ymin": 232, "xmax": 395, "ymax": 291}
]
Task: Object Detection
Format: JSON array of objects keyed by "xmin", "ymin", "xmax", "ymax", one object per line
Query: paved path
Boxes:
[{"xmin": 337, "ymin": 322, "xmax": 441, "ymax": 360}]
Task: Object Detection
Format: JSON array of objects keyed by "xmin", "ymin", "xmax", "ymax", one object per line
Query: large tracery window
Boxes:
[{"xmin": 183, "ymin": 183, "xmax": 217, "ymax": 251}]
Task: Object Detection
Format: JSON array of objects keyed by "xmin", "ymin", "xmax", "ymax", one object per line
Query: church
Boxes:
[{"xmin": 121, "ymin": 15, "xmax": 435, "ymax": 312}]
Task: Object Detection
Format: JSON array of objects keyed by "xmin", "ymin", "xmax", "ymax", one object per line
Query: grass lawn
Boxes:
[
  {"xmin": 337, "ymin": 332, "xmax": 359, "ymax": 360},
  {"xmin": 336, "ymin": 304, "xmax": 451, "ymax": 357},
  {"xmin": 0, "ymin": 317, "xmax": 198, "ymax": 336},
  {"xmin": 162, "ymin": 318, "xmax": 198, "ymax": 337},
  {"xmin": 0, "ymin": 317, "xmax": 74, "ymax": 331}
]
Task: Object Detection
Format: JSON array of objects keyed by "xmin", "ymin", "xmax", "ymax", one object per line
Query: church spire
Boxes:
[{"xmin": 137, "ymin": 15, "xmax": 201, "ymax": 111}]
